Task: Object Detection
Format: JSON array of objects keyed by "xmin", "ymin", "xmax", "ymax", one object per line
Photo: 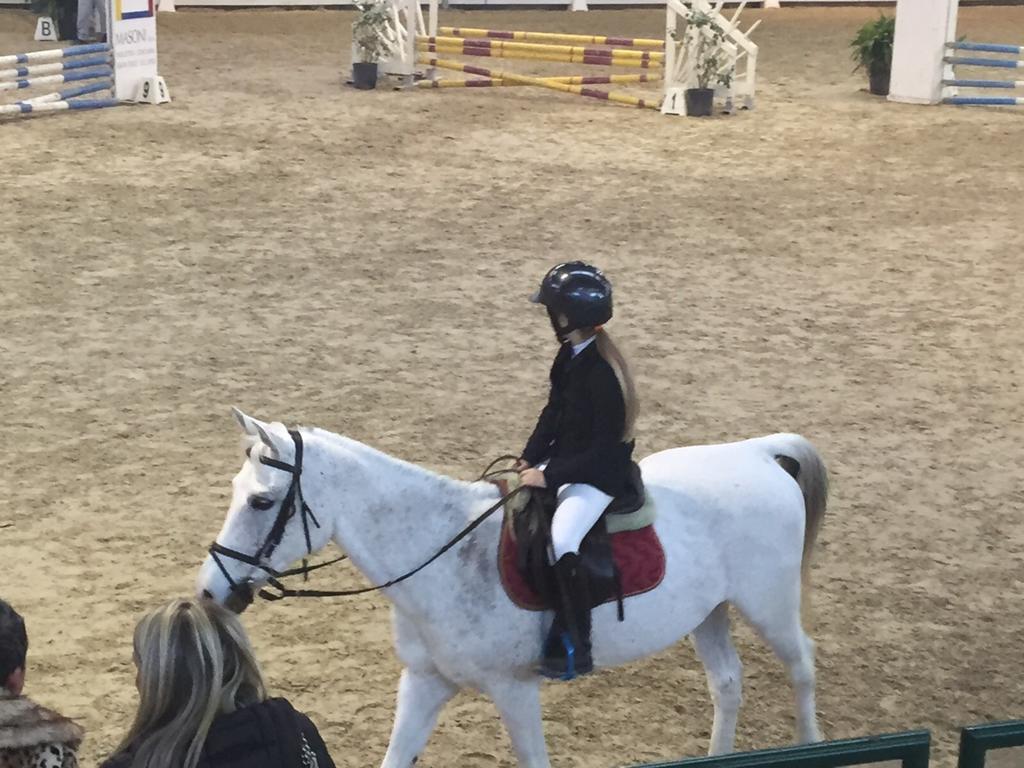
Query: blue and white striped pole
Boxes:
[
  {"xmin": 0, "ymin": 56, "xmax": 112, "ymax": 82},
  {"xmin": 947, "ymin": 41, "xmax": 1024, "ymax": 56},
  {"xmin": 944, "ymin": 56, "xmax": 1024, "ymax": 70},
  {"xmin": 0, "ymin": 67, "xmax": 112, "ymax": 93},
  {"xmin": 19, "ymin": 80, "xmax": 114, "ymax": 105},
  {"xmin": 943, "ymin": 95, "xmax": 1024, "ymax": 106},
  {"xmin": 943, "ymin": 78, "xmax": 1024, "ymax": 89},
  {"xmin": 0, "ymin": 97, "xmax": 120, "ymax": 116},
  {"xmin": 0, "ymin": 43, "xmax": 111, "ymax": 68}
]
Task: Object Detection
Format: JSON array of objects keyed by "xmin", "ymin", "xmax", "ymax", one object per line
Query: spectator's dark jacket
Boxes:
[{"xmin": 101, "ymin": 698, "xmax": 335, "ymax": 768}]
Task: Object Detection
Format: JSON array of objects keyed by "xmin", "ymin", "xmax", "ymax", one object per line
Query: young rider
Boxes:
[{"xmin": 516, "ymin": 261, "xmax": 639, "ymax": 679}]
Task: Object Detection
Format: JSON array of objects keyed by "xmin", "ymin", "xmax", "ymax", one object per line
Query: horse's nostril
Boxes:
[{"xmin": 201, "ymin": 590, "xmax": 214, "ymax": 600}]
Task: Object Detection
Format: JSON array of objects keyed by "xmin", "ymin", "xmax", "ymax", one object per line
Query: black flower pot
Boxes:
[
  {"xmin": 352, "ymin": 62, "xmax": 379, "ymax": 90},
  {"xmin": 868, "ymin": 65, "xmax": 891, "ymax": 96},
  {"xmin": 684, "ymin": 87, "xmax": 714, "ymax": 117}
]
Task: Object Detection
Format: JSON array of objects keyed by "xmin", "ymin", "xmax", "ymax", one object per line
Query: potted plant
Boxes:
[
  {"xmin": 850, "ymin": 15, "xmax": 896, "ymax": 96},
  {"xmin": 681, "ymin": 10, "xmax": 732, "ymax": 117},
  {"xmin": 351, "ymin": 0, "xmax": 392, "ymax": 90}
]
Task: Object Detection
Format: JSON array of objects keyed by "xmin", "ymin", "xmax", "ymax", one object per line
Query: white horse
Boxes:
[{"xmin": 197, "ymin": 409, "xmax": 828, "ymax": 768}]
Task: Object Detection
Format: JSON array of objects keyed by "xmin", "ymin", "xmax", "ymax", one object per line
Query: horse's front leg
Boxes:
[
  {"xmin": 485, "ymin": 677, "xmax": 550, "ymax": 768},
  {"xmin": 380, "ymin": 668, "xmax": 459, "ymax": 768}
]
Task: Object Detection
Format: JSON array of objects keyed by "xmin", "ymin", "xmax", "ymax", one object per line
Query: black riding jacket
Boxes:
[
  {"xmin": 101, "ymin": 698, "xmax": 336, "ymax": 768},
  {"xmin": 521, "ymin": 340, "xmax": 634, "ymax": 497}
]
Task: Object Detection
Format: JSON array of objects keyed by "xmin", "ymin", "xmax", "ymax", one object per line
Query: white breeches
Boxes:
[{"xmin": 550, "ymin": 483, "xmax": 614, "ymax": 561}]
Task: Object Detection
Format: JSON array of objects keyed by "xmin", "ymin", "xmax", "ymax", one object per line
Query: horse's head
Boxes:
[{"xmin": 196, "ymin": 408, "xmax": 334, "ymax": 614}]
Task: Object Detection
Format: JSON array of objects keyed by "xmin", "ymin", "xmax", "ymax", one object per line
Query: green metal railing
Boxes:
[
  {"xmin": 634, "ymin": 731, "xmax": 931, "ymax": 768},
  {"xmin": 957, "ymin": 721, "xmax": 1024, "ymax": 768}
]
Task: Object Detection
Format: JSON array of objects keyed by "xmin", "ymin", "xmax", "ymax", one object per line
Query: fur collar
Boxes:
[{"xmin": 0, "ymin": 692, "xmax": 84, "ymax": 750}]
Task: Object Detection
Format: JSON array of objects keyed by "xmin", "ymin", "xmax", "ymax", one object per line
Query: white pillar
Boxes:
[
  {"xmin": 402, "ymin": 0, "xmax": 417, "ymax": 83},
  {"xmin": 427, "ymin": 0, "xmax": 438, "ymax": 37},
  {"xmin": 426, "ymin": 0, "xmax": 437, "ymax": 81},
  {"xmin": 888, "ymin": 0, "xmax": 959, "ymax": 104}
]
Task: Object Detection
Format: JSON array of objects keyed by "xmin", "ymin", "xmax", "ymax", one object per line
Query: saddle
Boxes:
[{"xmin": 496, "ymin": 463, "xmax": 665, "ymax": 617}]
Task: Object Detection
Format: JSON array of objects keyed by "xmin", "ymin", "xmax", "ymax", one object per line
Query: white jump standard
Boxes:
[
  {"xmin": 889, "ymin": 0, "xmax": 1024, "ymax": 107},
  {"xmin": 661, "ymin": 0, "xmax": 760, "ymax": 115}
]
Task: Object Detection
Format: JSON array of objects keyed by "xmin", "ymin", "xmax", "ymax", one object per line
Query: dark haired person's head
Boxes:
[{"xmin": 0, "ymin": 599, "xmax": 28, "ymax": 695}]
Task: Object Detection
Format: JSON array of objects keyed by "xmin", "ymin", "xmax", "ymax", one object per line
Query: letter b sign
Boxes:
[{"xmin": 35, "ymin": 17, "xmax": 58, "ymax": 41}]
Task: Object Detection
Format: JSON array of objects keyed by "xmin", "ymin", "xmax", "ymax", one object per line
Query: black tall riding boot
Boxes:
[{"xmin": 539, "ymin": 553, "xmax": 593, "ymax": 680}]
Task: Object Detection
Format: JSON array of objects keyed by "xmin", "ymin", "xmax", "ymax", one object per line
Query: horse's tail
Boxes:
[{"xmin": 760, "ymin": 433, "xmax": 829, "ymax": 584}]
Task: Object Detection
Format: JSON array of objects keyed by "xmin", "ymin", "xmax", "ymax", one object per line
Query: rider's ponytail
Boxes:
[{"xmin": 594, "ymin": 329, "xmax": 638, "ymax": 442}]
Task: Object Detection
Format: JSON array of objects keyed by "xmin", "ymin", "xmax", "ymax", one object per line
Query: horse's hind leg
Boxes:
[
  {"xmin": 737, "ymin": 590, "xmax": 822, "ymax": 744},
  {"xmin": 380, "ymin": 668, "xmax": 458, "ymax": 768},
  {"xmin": 690, "ymin": 603, "xmax": 743, "ymax": 756},
  {"xmin": 771, "ymin": 624, "xmax": 821, "ymax": 744}
]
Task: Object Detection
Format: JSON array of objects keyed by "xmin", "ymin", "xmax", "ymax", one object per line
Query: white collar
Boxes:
[{"xmin": 571, "ymin": 336, "xmax": 596, "ymax": 357}]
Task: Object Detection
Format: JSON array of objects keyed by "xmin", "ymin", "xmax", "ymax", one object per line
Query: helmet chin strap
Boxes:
[{"xmin": 547, "ymin": 308, "xmax": 570, "ymax": 341}]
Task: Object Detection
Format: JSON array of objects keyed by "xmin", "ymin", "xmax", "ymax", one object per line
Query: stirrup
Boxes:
[
  {"xmin": 561, "ymin": 632, "xmax": 577, "ymax": 681},
  {"xmin": 539, "ymin": 632, "xmax": 591, "ymax": 681}
]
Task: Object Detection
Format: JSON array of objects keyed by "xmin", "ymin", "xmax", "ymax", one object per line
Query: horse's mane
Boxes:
[{"xmin": 303, "ymin": 426, "xmax": 496, "ymax": 501}]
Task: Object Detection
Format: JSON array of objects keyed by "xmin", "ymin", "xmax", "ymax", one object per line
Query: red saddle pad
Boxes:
[{"xmin": 498, "ymin": 521, "xmax": 666, "ymax": 612}]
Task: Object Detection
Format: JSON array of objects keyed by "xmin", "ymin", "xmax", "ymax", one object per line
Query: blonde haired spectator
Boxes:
[{"xmin": 101, "ymin": 599, "xmax": 334, "ymax": 768}]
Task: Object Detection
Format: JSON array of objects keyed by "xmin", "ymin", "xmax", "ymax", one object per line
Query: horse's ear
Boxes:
[
  {"xmin": 232, "ymin": 407, "xmax": 257, "ymax": 434},
  {"xmin": 231, "ymin": 408, "xmax": 281, "ymax": 458},
  {"xmin": 254, "ymin": 423, "xmax": 280, "ymax": 459}
]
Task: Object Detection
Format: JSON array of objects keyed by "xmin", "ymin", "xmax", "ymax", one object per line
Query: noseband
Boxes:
[{"xmin": 208, "ymin": 429, "xmax": 345, "ymax": 599}]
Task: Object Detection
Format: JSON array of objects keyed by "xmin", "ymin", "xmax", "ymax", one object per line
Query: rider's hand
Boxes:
[
  {"xmin": 513, "ymin": 458, "xmax": 530, "ymax": 472},
  {"xmin": 519, "ymin": 468, "xmax": 547, "ymax": 488}
]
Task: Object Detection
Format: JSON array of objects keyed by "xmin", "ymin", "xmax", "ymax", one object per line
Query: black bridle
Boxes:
[
  {"xmin": 208, "ymin": 429, "xmax": 347, "ymax": 601},
  {"xmin": 208, "ymin": 431, "xmax": 524, "ymax": 603}
]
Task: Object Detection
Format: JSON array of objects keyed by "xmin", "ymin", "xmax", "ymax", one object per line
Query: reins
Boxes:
[
  {"xmin": 209, "ymin": 437, "xmax": 525, "ymax": 603},
  {"xmin": 478, "ymin": 454, "xmax": 521, "ymax": 479},
  {"xmin": 258, "ymin": 483, "xmax": 524, "ymax": 601}
]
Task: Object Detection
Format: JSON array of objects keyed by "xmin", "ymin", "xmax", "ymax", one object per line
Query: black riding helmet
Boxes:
[{"xmin": 530, "ymin": 261, "xmax": 613, "ymax": 337}]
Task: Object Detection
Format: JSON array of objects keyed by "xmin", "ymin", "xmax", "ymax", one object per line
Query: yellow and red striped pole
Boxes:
[
  {"xmin": 417, "ymin": 77, "xmax": 655, "ymax": 88},
  {"xmin": 416, "ymin": 42, "xmax": 663, "ymax": 69},
  {"xmin": 438, "ymin": 26, "xmax": 665, "ymax": 50},
  {"xmin": 417, "ymin": 56, "xmax": 660, "ymax": 109},
  {"xmin": 421, "ymin": 35, "xmax": 665, "ymax": 62},
  {"xmin": 416, "ymin": 58, "xmax": 661, "ymax": 87}
]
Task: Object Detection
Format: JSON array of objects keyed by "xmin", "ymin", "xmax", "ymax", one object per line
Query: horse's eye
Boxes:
[{"xmin": 250, "ymin": 496, "xmax": 275, "ymax": 511}]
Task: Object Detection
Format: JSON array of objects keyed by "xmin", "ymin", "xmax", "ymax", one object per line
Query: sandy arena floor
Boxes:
[{"xmin": 1, "ymin": 5, "xmax": 1023, "ymax": 767}]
